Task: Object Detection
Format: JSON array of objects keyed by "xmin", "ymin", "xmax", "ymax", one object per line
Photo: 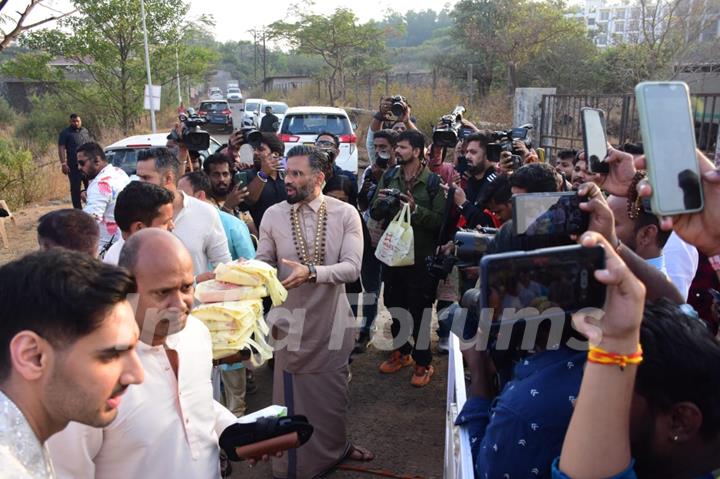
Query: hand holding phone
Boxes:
[
  {"xmin": 636, "ymin": 81, "xmax": 703, "ymax": 215},
  {"xmin": 581, "ymin": 108, "xmax": 609, "ymax": 174}
]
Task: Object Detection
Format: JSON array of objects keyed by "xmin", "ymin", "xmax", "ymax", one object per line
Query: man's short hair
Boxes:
[
  {"xmin": 622, "ymin": 142, "xmax": 644, "ymax": 155},
  {"xmin": 260, "ymin": 132, "xmax": 285, "ymax": 155},
  {"xmin": 76, "ymin": 142, "xmax": 106, "ymax": 162},
  {"xmin": 37, "ymin": 209, "xmax": 99, "ymax": 256},
  {"xmin": 114, "ymin": 181, "xmax": 174, "ymax": 233},
  {"xmin": 202, "ymin": 153, "xmax": 234, "ymax": 175},
  {"xmin": 0, "ymin": 250, "xmax": 136, "ymax": 382},
  {"xmin": 557, "ymin": 149, "xmax": 577, "ymax": 162},
  {"xmin": 481, "ymin": 175, "xmax": 512, "ymax": 205},
  {"xmin": 373, "ymin": 129, "xmax": 399, "ymax": 146},
  {"xmin": 70, "ymin": 113, "xmax": 79, "ymax": 120},
  {"xmin": 180, "ymin": 171, "xmax": 212, "ymax": 197},
  {"xmin": 286, "ymin": 145, "xmax": 329, "ymax": 174},
  {"xmin": 316, "ymin": 131, "xmax": 340, "ymax": 148},
  {"xmin": 137, "ymin": 147, "xmax": 182, "ymax": 183},
  {"xmin": 509, "ymin": 163, "xmax": 558, "ymax": 193},
  {"xmin": 464, "ymin": 132, "xmax": 490, "ymax": 152},
  {"xmin": 397, "ymin": 130, "xmax": 425, "ymax": 157},
  {"xmin": 638, "ymin": 299, "xmax": 720, "ymax": 439}
]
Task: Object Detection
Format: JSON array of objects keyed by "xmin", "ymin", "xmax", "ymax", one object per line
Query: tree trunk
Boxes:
[{"xmin": 507, "ymin": 61, "xmax": 517, "ymax": 98}]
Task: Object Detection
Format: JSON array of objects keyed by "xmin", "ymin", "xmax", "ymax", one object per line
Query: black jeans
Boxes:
[
  {"xmin": 68, "ymin": 165, "xmax": 84, "ymax": 209},
  {"xmin": 383, "ymin": 263, "xmax": 437, "ymax": 367}
]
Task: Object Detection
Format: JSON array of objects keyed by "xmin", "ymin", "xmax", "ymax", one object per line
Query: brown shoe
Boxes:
[
  {"xmin": 410, "ymin": 365, "xmax": 434, "ymax": 387},
  {"xmin": 379, "ymin": 351, "xmax": 413, "ymax": 374}
]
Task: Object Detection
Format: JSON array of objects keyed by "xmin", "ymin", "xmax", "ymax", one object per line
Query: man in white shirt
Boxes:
[
  {"xmin": 102, "ymin": 181, "xmax": 175, "ymax": 265},
  {"xmin": 0, "ymin": 250, "xmax": 144, "ymax": 478},
  {"xmin": 135, "ymin": 147, "xmax": 231, "ymax": 276},
  {"xmin": 77, "ymin": 142, "xmax": 130, "ymax": 253},
  {"xmin": 48, "ymin": 229, "xmax": 239, "ymax": 478}
]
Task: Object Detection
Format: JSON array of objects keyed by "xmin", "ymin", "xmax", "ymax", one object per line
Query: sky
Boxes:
[
  {"xmin": 6, "ymin": 0, "xmax": 458, "ymax": 43},
  {"xmin": 192, "ymin": 0, "xmax": 458, "ymax": 42}
]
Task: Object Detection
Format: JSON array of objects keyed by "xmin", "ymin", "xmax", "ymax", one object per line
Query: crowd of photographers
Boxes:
[
  {"xmin": 24, "ymin": 92, "xmax": 720, "ymax": 478},
  {"xmin": 356, "ymin": 95, "xmax": 720, "ymax": 478}
]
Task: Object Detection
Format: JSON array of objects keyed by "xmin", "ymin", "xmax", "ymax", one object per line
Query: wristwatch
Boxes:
[
  {"xmin": 709, "ymin": 254, "xmax": 720, "ymax": 272},
  {"xmin": 307, "ymin": 264, "xmax": 317, "ymax": 283}
]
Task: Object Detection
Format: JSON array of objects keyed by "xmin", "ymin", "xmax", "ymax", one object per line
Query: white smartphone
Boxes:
[
  {"xmin": 581, "ymin": 108, "xmax": 609, "ymax": 174},
  {"xmin": 635, "ymin": 81, "xmax": 703, "ymax": 215}
]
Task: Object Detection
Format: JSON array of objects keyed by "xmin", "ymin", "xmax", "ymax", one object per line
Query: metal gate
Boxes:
[{"xmin": 538, "ymin": 92, "xmax": 720, "ymax": 161}]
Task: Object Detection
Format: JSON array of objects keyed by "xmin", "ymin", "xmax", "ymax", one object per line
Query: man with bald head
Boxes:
[{"xmin": 48, "ymin": 229, "xmax": 240, "ymax": 478}]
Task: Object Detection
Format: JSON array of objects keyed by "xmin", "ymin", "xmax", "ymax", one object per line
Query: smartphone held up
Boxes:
[
  {"xmin": 581, "ymin": 108, "xmax": 609, "ymax": 174},
  {"xmin": 635, "ymin": 81, "xmax": 703, "ymax": 216}
]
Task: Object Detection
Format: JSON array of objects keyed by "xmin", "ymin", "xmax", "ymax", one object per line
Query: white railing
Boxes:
[{"xmin": 444, "ymin": 333, "xmax": 475, "ymax": 479}]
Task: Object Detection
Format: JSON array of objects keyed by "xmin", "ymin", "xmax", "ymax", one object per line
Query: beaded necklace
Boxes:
[{"xmin": 290, "ymin": 200, "xmax": 328, "ymax": 266}]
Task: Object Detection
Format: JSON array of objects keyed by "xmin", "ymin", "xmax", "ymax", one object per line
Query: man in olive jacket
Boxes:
[{"xmin": 369, "ymin": 129, "xmax": 445, "ymax": 387}]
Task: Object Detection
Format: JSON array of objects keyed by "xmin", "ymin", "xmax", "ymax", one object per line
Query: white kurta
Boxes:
[{"xmin": 47, "ymin": 316, "xmax": 236, "ymax": 479}]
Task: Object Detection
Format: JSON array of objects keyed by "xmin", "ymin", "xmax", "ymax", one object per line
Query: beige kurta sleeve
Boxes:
[
  {"xmin": 255, "ymin": 206, "xmax": 278, "ymax": 267},
  {"xmin": 315, "ymin": 204, "xmax": 362, "ymax": 285}
]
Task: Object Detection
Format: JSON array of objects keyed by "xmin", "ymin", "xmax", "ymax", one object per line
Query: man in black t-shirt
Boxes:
[
  {"xmin": 259, "ymin": 106, "xmax": 279, "ymax": 133},
  {"xmin": 58, "ymin": 113, "xmax": 93, "ymax": 208}
]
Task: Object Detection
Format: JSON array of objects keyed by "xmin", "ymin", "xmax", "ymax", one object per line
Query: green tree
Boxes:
[
  {"xmin": 269, "ymin": 8, "xmax": 387, "ymax": 105},
  {"xmin": 22, "ymin": 0, "xmax": 214, "ymax": 133}
]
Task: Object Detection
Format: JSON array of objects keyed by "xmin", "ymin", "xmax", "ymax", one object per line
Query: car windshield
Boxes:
[
  {"xmin": 267, "ymin": 103, "xmax": 288, "ymax": 114},
  {"xmin": 245, "ymin": 102, "xmax": 260, "ymax": 112},
  {"xmin": 228, "ymin": 89, "xmax": 240, "ymax": 94},
  {"xmin": 106, "ymin": 149, "xmax": 139, "ymax": 175},
  {"xmin": 281, "ymin": 114, "xmax": 351, "ymax": 136},
  {"xmin": 200, "ymin": 102, "xmax": 227, "ymax": 111}
]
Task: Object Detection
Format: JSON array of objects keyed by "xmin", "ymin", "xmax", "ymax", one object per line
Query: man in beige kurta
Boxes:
[{"xmin": 256, "ymin": 145, "xmax": 371, "ymax": 478}]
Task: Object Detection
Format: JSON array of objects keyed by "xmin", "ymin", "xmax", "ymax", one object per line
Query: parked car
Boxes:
[
  {"xmin": 259, "ymin": 101, "xmax": 289, "ymax": 131},
  {"xmin": 279, "ymin": 106, "xmax": 358, "ymax": 173},
  {"xmin": 226, "ymin": 87, "xmax": 243, "ymax": 103},
  {"xmin": 197, "ymin": 100, "xmax": 234, "ymax": 132},
  {"xmin": 241, "ymin": 98, "xmax": 266, "ymax": 127},
  {"xmin": 104, "ymin": 133, "xmax": 221, "ymax": 176}
]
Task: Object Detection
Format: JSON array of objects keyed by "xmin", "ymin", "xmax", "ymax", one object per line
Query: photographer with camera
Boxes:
[
  {"xmin": 359, "ymin": 129, "xmax": 398, "ymax": 212},
  {"xmin": 441, "ymin": 132, "xmax": 499, "ymax": 229},
  {"xmin": 369, "ymin": 129, "xmax": 445, "ymax": 387},
  {"xmin": 366, "ymin": 96, "xmax": 418, "ymax": 162}
]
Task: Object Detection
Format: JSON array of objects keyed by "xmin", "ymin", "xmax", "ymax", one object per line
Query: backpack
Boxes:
[{"xmin": 381, "ymin": 166, "xmax": 441, "ymax": 205}]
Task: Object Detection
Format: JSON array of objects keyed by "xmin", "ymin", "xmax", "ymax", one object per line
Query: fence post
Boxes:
[
  {"xmin": 467, "ymin": 64, "xmax": 474, "ymax": 107},
  {"xmin": 367, "ymin": 75, "xmax": 372, "ymax": 109}
]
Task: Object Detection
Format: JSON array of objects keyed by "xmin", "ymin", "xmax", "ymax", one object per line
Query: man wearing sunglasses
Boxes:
[
  {"xmin": 315, "ymin": 132, "xmax": 358, "ymax": 202},
  {"xmin": 76, "ymin": 142, "xmax": 130, "ymax": 255}
]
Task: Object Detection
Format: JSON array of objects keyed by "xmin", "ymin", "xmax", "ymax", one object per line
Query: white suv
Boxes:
[{"xmin": 279, "ymin": 106, "xmax": 358, "ymax": 173}]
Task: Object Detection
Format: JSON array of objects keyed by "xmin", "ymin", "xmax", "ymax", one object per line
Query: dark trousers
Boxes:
[
  {"xmin": 383, "ymin": 263, "xmax": 436, "ymax": 367},
  {"xmin": 360, "ymin": 251, "xmax": 383, "ymax": 337},
  {"xmin": 68, "ymin": 166, "xmax": 84, "ymax": 209}
]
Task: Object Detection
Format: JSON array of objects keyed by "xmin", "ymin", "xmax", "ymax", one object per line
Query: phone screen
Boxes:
[
  {"xmin": 637, "ymin": 82, "xmax": 702, "ymax": 214},
  {"xmin": 480, "ymin": 245, "xmax": 606, "ymax": 321},
  {"xmin": 234, "ymin": 171, "xmax": 248, "ymax": 188},
  {"xmin": 581, "ymin": 108, "xmax": 609, "ymax": 174},
  {"xmin": 512, "ymin": 192, "xmax": 589, "ymax": 236}
]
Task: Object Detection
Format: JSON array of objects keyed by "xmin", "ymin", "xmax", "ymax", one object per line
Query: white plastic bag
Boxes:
[{"xmin": 375, "ymin": 202, "xmax": 415, "ymax": 267}]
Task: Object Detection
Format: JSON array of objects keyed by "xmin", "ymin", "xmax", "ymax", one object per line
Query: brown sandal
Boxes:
[{"xmin": 345, "ymin": 444, "xmax": 375, "ymax": 462}]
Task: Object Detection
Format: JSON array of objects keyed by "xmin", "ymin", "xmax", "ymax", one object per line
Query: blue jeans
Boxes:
[{"xmin": 360, "ymin": 251, "xmax": 383, "ymax": 337}]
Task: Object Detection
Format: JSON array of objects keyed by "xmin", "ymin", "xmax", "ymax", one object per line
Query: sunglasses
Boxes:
[{"xmin": 77, "ymin": 160, "xmax": 86, "ymax": 166}]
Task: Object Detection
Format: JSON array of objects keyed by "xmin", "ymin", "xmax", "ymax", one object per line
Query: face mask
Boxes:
[{"xmin": 375, "ymin": 151, "xmax": 391, "ymax": 168}]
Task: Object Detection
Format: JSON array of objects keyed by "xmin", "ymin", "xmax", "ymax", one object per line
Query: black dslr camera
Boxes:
[
  {"xmin": 179, "ymin": 108, "xmax": 210, "ymax": 152},
  {"xmin": 486, "ymin": 124, "xmax": 533, "ymax": 164},
  {"xmin": 426, "ymin": 227, "xmax": 498, "ymax": 281},
  {"xmin": 389, "ymin": 95, "xmax": 408, "ymax": 118},
  {"xmin": 370, "ymin": 188, "xmax": 403, "ymax": 223},
  {"xmin": 432, "ymin": 106, "xmax": 475, "ymax": 148}
]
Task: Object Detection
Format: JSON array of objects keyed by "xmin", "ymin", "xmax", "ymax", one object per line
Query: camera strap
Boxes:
[{"xmin": 433, "ymin": 186, "xmax": 456, "ymax": 255}]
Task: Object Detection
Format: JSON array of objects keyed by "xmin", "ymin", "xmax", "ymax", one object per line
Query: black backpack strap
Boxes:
[
  {"xmin": 426, "ymin": 172, "xmax": 441, "ymax": 203},
  {"xmin": 381, "ymin": 165, "xmax": 400, "ymax": 187}
]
